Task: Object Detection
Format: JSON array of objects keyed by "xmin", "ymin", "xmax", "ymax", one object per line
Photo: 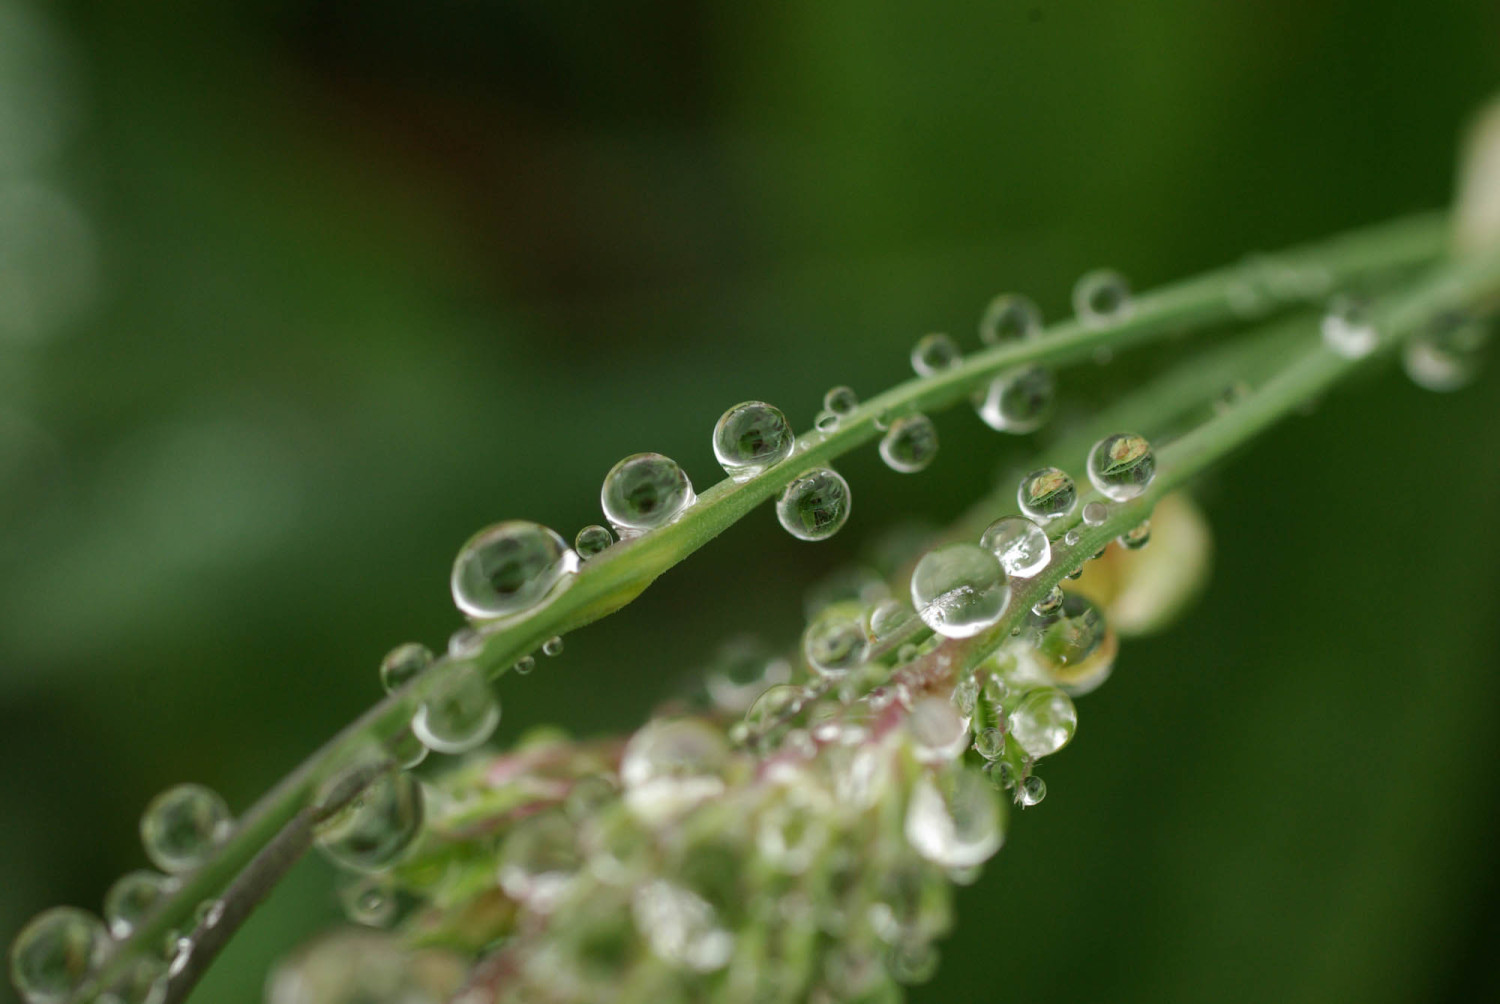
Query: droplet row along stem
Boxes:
[{"xmin": 67, "ymin": 214, "xmax": 1460, "ymax": 1004}]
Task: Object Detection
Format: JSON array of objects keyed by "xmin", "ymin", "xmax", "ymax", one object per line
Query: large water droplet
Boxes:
[
  {"xmin": 140, "ymin": 783, "xmax": 232, "ymax": 874},
  {"xmin": 600, "ymin": 453, "xmax": 696, "ymax": 537},
  {"xmin": 315, "ymin": 761, "xmax": 425, "ymax": 873},
  {"xmin": 620, "ymin": 719, "xmax": 729, "ymax": 823},
  {"xmin": 450, "ymin": 520, "xmax": 575, "ymax": 619},
  {"xmin": 907, "ymin": 697, "xmax": 969, "ymax": 763},
  {"xmin": 103, "ymin": 871, "xmax": 171, "ymax": 940},
  {"xmin": 713, "ymin": 401, "xmax": 794, "ymax": 482},
  {"xmin": 631, "ymin": 880, "xmax": 734, "ymax": 973},
  {"xmin": 974, "ymin": 365, "xmax": 1055, "ymax": 433},
  {"xmin": 1086, "ymin": 432, "xmax": 1155, "ymax": 502},
  {"xmin": 776, "ymin": 467, "xmax": 851, "ymax": 541},
  {"xmin": 910, "ymin": 544, "xmax": 1010, "ymax": 639},
  {"xmin": 1073, "ymin": 269, "xmax": 1133, "ymax": 326},
  {"xmin": 879, "ymin": 414, "xmax": 938, "ymax": 473},
  {"xmin": 979, "ymin": 515, "xmax": 1051, "ymax": 578},
  {"xmin": 574, "ymin": 523, "xmax": 614, "ymax": 559},
  {"xmin": 903, "ymin": 767, "xmax": 1004, "ymax": 869},
  {"xmin": 1017, "ymin": 467, "xmax": 1077, "ymax": 521},
  {"xmin": 802, "ymin": 603, "xmax": 870, "ymax": 678},
  {"xmin": 9, "ymin": 907, "xmax": 108, "ymax": 1004},
  {"xmin": 1007, "ymin": 687, "xmax": 1077, "ymax": 757},
  {"xmin": 378, "ymin": 642, "xmax": 432, "ymax": 695},
  {"xmin": 411, "ymin": 664, "xmax": 500, "ymax": 754},
  {"xmin": 823, "ymin": 386, "xmax": 859, "ymax": 417},
  {"xmin": 979, "ymin": 293, "xmax": 1042, "ymax": 345},
  {"xmin": 910, "ymin": 333, "xmax": 962, "ymax": 377},
  {"xmin": 1029, "ymin": 592, "xmax": 1116, "ymax": 695}
]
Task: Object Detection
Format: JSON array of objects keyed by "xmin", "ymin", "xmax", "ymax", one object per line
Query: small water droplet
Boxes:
[
  {"xmin": 447, "ymin": 627, "xmax": 480, "ymax": 657},
  {"xmin": 1073, "ymin": 269, "xmax": 1133, "ymax": 326},
  {"xmin": 601, "ymin": 453, "xmax": 696, "ymax": 537},
  {"xmin": 983, "ymin": 758, "xmax": 1016, "ymax": 791},
  {"xmin": 823, "ymin": 386, "xmax": 859, "ymax": 416},
  {"xmin": 973, "ymin": 726, "xmax": 1006, "ymax": 760},
  {"xmin": 712, "ymin": 401, "xmax": 794, "ymax": 482},
  {"xmin": 411, "ymin": 663, "xmax": 500, "ymax": 754},
  {"xmin": 378, "ymin": 643, "xmax": 433, "ymax": 695},
  {"xmin": 9, "ymin": 907, "xmax": 108, "ymax": 1002},
  {"xmin": 1017, "ymin": 467, "xmax": 1077, "ymax": 521},
  {"xmin": 140, "ymin": 784, "xmax": 232, "ymax": 874},
  {"xmin": 910, "ymin": 333, "xmax": 962, "ymax": 377},
  {"xmin": 314, "ymin": 757, "xmax": 425, "ymax": 873},
  {"xmin": 743, "ymin": 684, "xmax": 803, "ymax": 744},
  {"xmin": 1081, "ymin": 500, "xmax": 1109, "ymax": 526},
  {"xmin": 776, "ymin": 467, "xmax": 851, "ymax": 541},
  {"xmin": 542, "ymin": 636, "xmax": 564, "ymax": 657},
  {"xmin": 451, "ymin": 520, "xmax": 576, "ymax": 618},
  {"xmin": 910, "ymin": 544, "xmax": 1010, "ymax": 639},
  {"xmin": 979, "ymin": 515, "xmax": 1051, "ymax": 578},
  {"xmin": 907, "ymin": 697, "xmax": 969, "ymax": 763},
  {"xmin": 1403, "ymin": 312, "xmax": 1490, "ymax": 392},
  {"xmin": 574, "ymin": 523, "xmax": 614, "ymax": 559},
  {"xmin": 978, "ymin": 293, "xmax": 1042, "ymax": 345},
  {"xmin": 1087, "ymin": 432, "xmax": 1155, "ymax": 502},
  {"xmin": 1031, "ymin": 585, "xmax": 1065, "ymax": 616},
  {"xmin": 620, "ymin": 719, "xmax": 728, "ymax": 823},
  {"xmin": 103, "ymin": 871, "xmax": 171, "ymax": 940},
  {"xmin": 512, "ymin": 654, "xmax": 536, "ymax": 675},
  {"xmin": 1118, "ymin": 520, "xmax": 1151, "ymax": 550},
  {"xmin": 802, "ymin": 603, "xmax": 870, "ymax": 677},
  {"xmin": 1018, "ymin": 774, "xmax": 1047, "ymax": 807},
  {"xmin": 974, "ymin": 365, "xmax": 1055, "ymax": 434},
  {"xmin": 904, "ymin": 766, "xmax": 1004, "ymax": 868},
  {"xmin": 814, "ymin": 410, "xmax": 841, "ymax": 433},
  {"xmin": 197, "ymin": 899, "xmax": 224, "ymax": 930},
  {"xmin": 1063, "ymin": 529, "xmax": 1080, "ymax": 547},
  {"xmin": 1321, "ymin": 296, "xmax": 1378, "ymax": 358},
  {"xmin": 339, "ymin": 876, "xmax": 396, "ymax": 928},
  {"xmin": 879, "ymin": 414, "xmax": 939, "ymax": 473},
  {"xmin": 1007, "ymin": 687, "xmax": 1077, "ymax": 758}
]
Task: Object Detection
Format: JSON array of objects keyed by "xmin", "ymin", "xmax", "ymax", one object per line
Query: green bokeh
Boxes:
[{"xmin": 2, "ymin": 1, "xmax": 1497, "ymax": 1002}]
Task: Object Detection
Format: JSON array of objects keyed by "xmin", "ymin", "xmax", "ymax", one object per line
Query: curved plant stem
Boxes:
[{"xmin": 74, "ymin": 212, "xmax": 1458, "ymax": 1002}]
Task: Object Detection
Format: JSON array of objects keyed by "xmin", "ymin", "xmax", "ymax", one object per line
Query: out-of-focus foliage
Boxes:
[{"xmin": 1, "ymin": 2, "xmax": 1498, "ymax": 1002}]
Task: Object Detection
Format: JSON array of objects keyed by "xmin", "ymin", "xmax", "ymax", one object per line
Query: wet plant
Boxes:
[{"xmin": 11, "ymin": 99, "xmax": 1500, "ymax": 1004}]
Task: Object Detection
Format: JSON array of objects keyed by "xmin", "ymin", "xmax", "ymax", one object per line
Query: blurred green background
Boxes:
[{"xmin": 3, "ymin": 1, "xmax": 1499, "ymax": 1002}]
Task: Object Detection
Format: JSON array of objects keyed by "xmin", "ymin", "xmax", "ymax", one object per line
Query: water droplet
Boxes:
[
  {"xmin": 541, "ymin": 636, "xmax": 564, "ymax": 658},
  {"xmin": 974, "ymin": 365, "xmax": 1055, "ymax": 433},
  {"xmin": 903, "ymin": 766, "xmax": 1004, "ymax": 869},
  {"xmin": 389, "ymin": 727, "xmax": 428, "ymax": 771},
  {"xmin": 1017, "ymin": 467, "xmax": 1077, "ymax": 521},
  {"xmin": 979, "ymin": 515, "xmax": 1051, "ymax": 578},
  {"xmin": 744, "ymin": 684, "xmax": 803, "ymax": 740},
  {"xmin": 1031, "ymin": 585, "xmax": 1065, "ymax": 616},
  {"xmin": 315, "ymin": 759, "xmax": 425, "ymax": 873},
  {"xmin": 512, "ymin": 654, "xmax": 536, "ymax": 674},
  {"xmin": 498, "ymin": 810, "xmax": 580, "ymax": 911},
  {"xmin": 776, "ymin": 467, "xmax": 851, "ymax": 541},
  {"xmin": 814, "ymin": 410, "xmax": 841, "ymax": 434},
  {"xmin": 103, "ymin": 871, "xmax": 171, "ymax": 940},
  {"xmin": 1118, "ymin": 520, "xmax": 1151, "ymax": 549},
  {"xmin": 620, "ymin": 719, "xmax": 729, "ymax": 823},
  {"xmin": 631, "ymin": 880, "xmax": 734, "ymax": 972},
  {"xmin": 411, "ymin": 664, "xmax": 500, "ymax": 754},
  {"xmin": 1029, "ymin": 592, "xmax": 1116, "ymax": 695},
  {"xmin": 339, "ymin": 876, "xmax": 396, "ymax": 928},
  {"xmin": 574, "ymin": 523, "xmax": 614, "ymax": 559},
  {"xmin": 9, "ymin": 907, "xmax": 108, "ymax": 1003},
  {"xmin": 907, "ymin": 697, "xmax": 969, "ymax": 763},
  {"xmin": 1007, "ymin": 687, "xmax": 1077, "ymax": 757},
  {"xmin": 196, "ymin": 899, "xmax": 224, "ymax": 930},
  {"xmin": 973, "ymin": 727, "xmax": 1006, "ymax": 760},
  {"xmin": 867, "ymin": 598, "xmax": 915, "ymax": 642},
  {"xmin": 1081, "ymin": 500, "xmax": 1109, "ymax": 526},
  {"xmin": 712, "ymin": 401, "xmax": 794, "ymax": 482},
  {"xmin": 978, "ymin": 293, "xmax": 1042, "ymax": 345},
  {"xmin": 1018, "ymin": 774, "xmax": 1047, "ymax": 807},
  {"xmin": 1073, "ymin": 269, "xmax": 1133, "ymax": 326},
  {"xmin": 910, "ymin": 544, "xmax": 1010, "ymax": 639},
  {"xmin": 703, "ymin": 638, "xmax": 791, "ymax": 713},
  {"xmin": 446, "ymin": 627, "xmax": 480, "ymax": 657},
  {"xmin": 1063, "ymin": 529, "xmax": 1080, "ymax": 547},
  {"xmin": 983, "ymin": 759, "xmax": 1016, "ymax": 791},
  {"xmin": 1403, "ymin": 313, "xmax": 1490, "ymax": 392},
  {"xmin": 377, "ymin": 643, "xmax": 432, "ymax": 695},
  {"xmin": 601, "ymin": 453, "xmax": 696, "ymax": 537},
  {"xmin": 1086, "ymin": 432, "xmax": 1156, "ymax": 502},
  {"xmin": 802, "ymin": 603, "xmax": 870, "ymax": 677},
  {"xmin": 100, "ymin": 955, "xmax": 168, "ymax": 1004},
  {"xmin": 1321, "ymin": 296, "xmax": 1378, "ymax": 358},
  {"xmin": 450, "ymin": 520, "xmax": 576, "ymax": 619},
  {"xmin": 887, "ymin": 939, "xmax": 940, "ymax": 985},
  {"xmin": 878, "ymin": 414, "xmax": 939, "ymax": 473},
  {"xmin": 823, "ymin": 386, "xmax": 859, "ymax": 416},
  {"xmin": 140, "ymin": 784, "xmax": 232, "ymax": 874},
  {"xmin": 910, "ymin": 333, "xmax": 962, "ymax": 377}
]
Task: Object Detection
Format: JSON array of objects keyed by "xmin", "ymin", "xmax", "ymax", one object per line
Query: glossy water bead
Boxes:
[
  {"xmin": 140, "ymin": 783, "xmax": 232, "ymax": 873},
  {"xmin": 1029, "ymin": 592, "xmax": 1117, "ymax": 696},
  {"xmin": 10, "ymin": 907, "xmax": 108, "ymax": 1004},
  {"xmin": 776, "ymin": 467, "xmax": 851, "ymax": 541},
  {"xmin": 315, "ymin": 763, "xmax": 425, "ymax": 873},
  {"xmin": 1087, "ymin": 433, "xmax": 1155, "ymax": 502},
  {"xmin": 378, "ymin": 642, "xmax": 433, "ymax": 694},
  {"xmin": 979, "ymin": 515, "xmax": 1051, "ymax": 578},
  {"xmin": 1073, "ymin": 269, "xmax": 1133, "ymax": 326},
  {"xmin": 600, "ymin": 453, "xmax": 696, "ymax": 537},
  {"xmin": 451, "ymin": 520, "xmax": 575, "ymax": 619},
  {"xmin": 1118, "ymin": 520, "xmax": 1151, "ymax": 549},
  {"xmin": 1403, "ymin": 313, "xmax": 1490, "ymax": 392},
  {"xmin": 974, "ymin": 365, "xmax": 1054, "ymax": 434},
  {"xmin": 979, "ymin": 293, "xmax": 1042, "ymax": 345},
  {"xmin": 879, "ymin": 414, "xmax": 939, "ymax": 473},
  {"xmin": 713, "ymin": 401, "xmax": 794, "ymax": 481},
  {"xmin": 1082, "ymin": 501, "xmax": 1109, "ymax": 526},
  {"xmin": 574, "ymin": 524, "xmax": 613, "ymax": 559},
  {"xmin": 910, "ymin": 333, "xmax": 962, "ymax": 377},
  {"xmin": 1017, "ymin": 467, "xmax": 1077, "ymax": 521},
  {"xmin": 1320, "ymin": 296, "xmax": 1377, "ymax": 358},
  {"xmin": 103, "ymin": 870, "xmax": 171, "ymax": 939},
  {"xmin": 1007, "ymin": 687, "xmax": 1077, "ymax": 758},
  {"xmin": 802, "ymin": 603, "xmax": 871, "ymax": 677},
  {"xmin": 903, "ymin": 766, "xmax": 1004, "ymax": 869},
  {"xmin": 411, "ymin": 663, "xmax": 500, "ymax": 755},
  {"xmin": 823, "ymin": 386, "xmax": 859, "ymax": 417},
  {"xmin": 910, "ymin": 544, "xmax": 1010, "ymax": 639}
]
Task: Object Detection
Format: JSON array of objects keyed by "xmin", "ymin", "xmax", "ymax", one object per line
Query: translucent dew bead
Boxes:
[
  {"xmin": 823, "ymin": 386, "xmax": 859, "ymax": 416},
  {"xmin": 712, "ymin": 401, "xmax": 794, "ymax": 482},
  {"xmin": 600, "ymin": 453, "xmax": 696, "ymax": 537},
  {"xmin": 378, "ymin": 642, "xmax": 433, "ymax": 694},
  {"xmin": 974, "ymin": 365, "xmax": 1054, "ymax": 434},
  {"xmin": 978, "ymin": 293, "xmax": 1042, "ymax": 345},
  {"xmin": 9, "ymin": 907, "xmax": 108, "ymax": 1004},
  {"xmin": 776, "ymin": 467, "xmax": 851, "ymax": 541},
  {"xmin": 1017, "ymin": 467, "xmax": 1077, "ymax": 521},
  {"xmin": 450, "ymin": 520, "xmax": 575, "ymax": 618},
  {"xmin": 1006, "ymin": 687, "xmax": 1078, "ymax": 758},
  {"xmin": 802, "ymin": 603, "xmax": 870, "ymax": 678},
  {"xmin": 411, "ymin": 664, "xmax": 500, "ymax": 755},
  {"xmin": 979, "ymin": 515, "xmax": 1050, "ymax": 578},
  {"xmin": 1086, "ymin": 433, "xmax": 1155, "ymax": 502},
  {"xmin": 910, "ymin": 544, "xmax": 1010, "ymax": 639},
  {"xmin": 574, "ymin": 524, "xmax": 614, "ymax": 559},
  {"xmin": 903, "ymin": 766, "xmax": 1004, "ymax": 869},
  {"xmin": 910, "ymin": 333, "xmax": 961, "ymax": 377},
  {"xmin": 103, "ymin": 871, "xmax": 172, "ymax": 940},
  {"xmin": 315, "ymin": 762, "xmax": 425, "ymax": 873},
  {"xmin": 878, "ymin": 414, "xmax": 939, "ymax": 473},
  {"xmin": 140, "ymin": 783, "xmax": 232, "ymax": 874},
  {"xmin": 1073, "ymin": 269, "xmax": 1133, "ymax": 326}
]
